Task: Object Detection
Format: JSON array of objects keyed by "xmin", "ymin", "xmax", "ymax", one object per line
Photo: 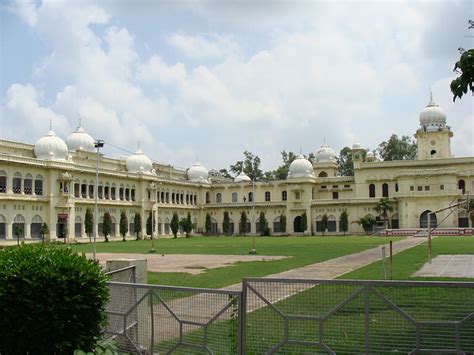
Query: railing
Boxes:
[{"xmin": 242, "ymin": 278, "xmax": 474, "ymax": 354}]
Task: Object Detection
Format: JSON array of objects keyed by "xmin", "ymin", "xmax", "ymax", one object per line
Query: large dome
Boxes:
[
  {"xmin": 66, "ymin": 125, "xmax": 95, "ymax": 151},
  {"xmin": 234, "ymin": 171, "xmax": 251, "ymax": 183},
  {"xmin": 287, "ymin": 154, "xmax": 315, "ymax": 179},
  {"xmin": 34, "ymin": 130, "xmax": 68, "ymax": 161},
  {"xmin": 419, "ymin": 93, "xmax": 446, "ymax": 131},
  {"xmin": 126, "ymin": 148, "xmax": 153, "ymax": 174},
  {"xmin": 187, "ymin": 162, "xmax": 209, "ymax": 182},
  {"xmin": 315, "ymin": 143, "xmax": 337, "ymax": 163}
]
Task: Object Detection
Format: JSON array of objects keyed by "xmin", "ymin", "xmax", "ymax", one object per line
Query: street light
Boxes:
[
  {"xmin": 93, "ymin": 140, "xmax": 104, "ymax": 260},
  {"xmin": 250, "ymin": 178, "xmax": 257, "ymax": 254}
]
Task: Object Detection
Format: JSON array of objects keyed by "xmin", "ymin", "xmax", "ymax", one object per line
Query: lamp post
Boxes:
[
  {"xmin": 93, "ymin": 140, "xmax": 104, "ymax": 260},
  {"xmin": 250, "ymin": 178, "xmax": 257, "ymax": 254}
]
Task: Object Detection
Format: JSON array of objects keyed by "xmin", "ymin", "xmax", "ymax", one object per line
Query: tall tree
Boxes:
[
  {"xmin": 301, "ymin": 212, "xmax": 308, "ymax": 234},
  {"xmin": 179, "ymin": 216, "xmax": 192, "ymax": 238},
  {"xmin": 205, "ymin": 213, "xmax": 212, "ymax": 234},
  {"xmin": 377, "ymin": 134, "xmax": 417, "ymax": 161},
  {"xmin": 84, "ymin": 208, "xmax": 93, "ymax": 243},
  {"xmin": 451, "ymin": 21, "xmax": 474, "ymax": 101},
  {"xmin": 219, "ymin": 169, "xmax": 232, "ymax": 179},
  {"xmin": 321, "ymin": 214, "xmax": 328, "ymax": 236},
  {"xmin": 280, "ymin": 214, "xmax": 286, "ymax": 233},
  {"xmin": 258, "ymin": 211, "xmax": 268, "ymax": 235},
  {"xmin": 170, "ymin": 213, "xmax": 179, "ymax": 238},
  {"xmin": 272, "ymin": 151, "xmax": 298, "ymax": 180},
  {"xmin": 339, "ymin": 211, "xmax": 349, "ymax": 236},
  {"xmin": 223, "ymin": 211, "xmax": 231, "ymax": 234},
  {"xmin": 230, "ymin": 151, "xmax": 263, "ymax": 181},
  {"xmin": 146, "ymin": 213, "xmax": 153, "ymax": 237},
  {"xmin": 40, "ymin": 223, "xmax": 49, "ymax": 243},
  {"xmin": 357, "ymin": 215, "xmax": 377, "ymax": 234},
  {"xmin": 374, "ymin": 197, "xmax": 394, "ymax": 228},
  {"xmin": 337, "ymin": 147, "xmax": 354, "ymax": 176},
  {"xmin": 239, "ymin": 211, "xmax": 248, "ymax": 236},
  {"xmin": 119, "ymin": 211, "xmax": 128, "ymax": 242},
  {"xmin": 134, "ymin": 213, "xmax": 142, "ymax": 240},
  {"xmin": 102, "ymin": 212, "xmax": 112, "ymax": 242}
]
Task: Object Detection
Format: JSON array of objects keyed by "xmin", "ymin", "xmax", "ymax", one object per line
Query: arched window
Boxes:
[
  {"xmin": 459, "ymin": 180, "xmax": 466, "ymax": 194},
  {"xmin": 131, "ymin": 186, "xmax": 136, "ymax": 201},
  {"xmin": 318, "ymin": 171, "xmax": 328, "ymax": 178},
  {"xmin": 0, "ymin": 214, "xmax": 6, "ymax": 239},
  {"xmin": 31, "ymin": 215, "xmax": 43, "ymax": 239},
  {"xmin": 0, "ymin": 171, "xmax": 6, "ymax": 193},
  {"xmin": 369, "ymin": 184, "xmax": 375, "ymax": 198},
  {"xmin": 98, "ymin": 183, "xmax": 103, "ymax": 199},
  {"xmin": 172, "ymin": 192, "xmax": 176, "ymax": 204},
  {"xmin": 111, "ymin": 184, "xmax": 116, "ymax": 200},
  {"xmin": 265, "ymin": 191, "xmax": 271, "ymax": 202},
  {"xmin": 81, "ymin": 181, "xmax": 87, "ymax": 198},
  {"xmin": 125, "ymin": 187, "xmax": 130, "ymax": 201},
  {"xmin": 74, "ymin": 180, "xmax": 80, "ymax": 198},
  {"xmin": 395, "ymin": 183, "xmax": 399, "ymax": 192},
  {"xmin": 89, "ymin": 181, "xmax": 94, "ymax": 198},
  {"xmin": 382, "ymin": 183, "xmax": 389, "ymax": 197},
  {"xmin": 216, "ymin": 193, "xmax": 222, "ymax": 203},
  {"xmin": 104, "ymin": 183, "xmax": 110, "ymax": 199},
  {"xmin": 24, "ymin": 174, "xmax": 33, "ymax": 195},
  {"xmin": 119, "ymin": 185, "xmax": 124, "ymax": 200},
  {"xmin": 282, "ymin": 191, "xmax": 287, "ymax": 201},
  {"xmin": 13, "ymin": 172, "xmax": 22, "ymax": 194},
  {"xmin": 13, "ymin": 214, "xmax": 25, "ymax": 238},
  {"xmin": 205, "ymin": 192, "xmax": 210, "ymax": 204},
  {"xmin": 232, "ymin": 192, "xmax": 238, "ymax": 203}
]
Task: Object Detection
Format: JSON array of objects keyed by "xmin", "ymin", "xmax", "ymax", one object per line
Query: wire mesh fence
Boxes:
[
  {"xmin": 104, "ymin": 282, "xmax": 242, "ymax": 354},
  {"xmin": 242, "ymin": 278, "xmax": 474, "ymax": 354}
]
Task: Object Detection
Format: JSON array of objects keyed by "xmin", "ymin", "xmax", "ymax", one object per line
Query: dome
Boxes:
[
  {"xmin": 66, "ymin": 125, "xmax": 95, "ymax": 151},
  {"xmin": 34, "ymin": 130, "xmax": 68, "ymax": 161},
  {"xmin": 287, "ymin": 154, "xmax": 315, "ymax": 179},
  {"xmin": 352, "ymin": 142, "xmax": 362, "ymax": 149},
  {"xmin": 187, "ymin": 162, "xmax": 209, "ymax": 182},
  {"xmin": 126, "ymin": 148, "xmax": 153, "ymax": 174},
  {"xmin": 419, "ymin": 93, "xmax": 446, "ymax": 129},
  {"xmin": 315, "ymin": 143, "xmax": 337, "ymax": 163},
  {"xmin": 234, "ymin": 171, "xmax": 251, "ymax": 183},
  {"xmin": 366, "ymin": 151, "xmax": 375, "ymax": 162}
]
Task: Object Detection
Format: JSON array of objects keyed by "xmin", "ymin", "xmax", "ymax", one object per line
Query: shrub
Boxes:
[{"xmin": 0, "ymin": 244, "xmax": 109, "ymax": 353}]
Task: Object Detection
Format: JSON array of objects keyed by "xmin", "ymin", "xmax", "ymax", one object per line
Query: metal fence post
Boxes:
[
  {"xmin": 240, "ymin": 280, "xmax": 247, "ymax": 355},
  {"xmin": 364, "ymin": 285, "xmax": 370, "ymax": 354}
]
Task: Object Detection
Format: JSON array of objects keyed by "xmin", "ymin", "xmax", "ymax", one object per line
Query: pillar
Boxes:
[
  {"xmin": 6, "ymin": 222, "xmax": 12, "ymax": 240},
  {"xmin": 25, "ymin": 223, "xmax": 31, "ymax": 239}
]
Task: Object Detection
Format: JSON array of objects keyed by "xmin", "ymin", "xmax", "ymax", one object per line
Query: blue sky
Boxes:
[{"xmin": 1, "ymin": 0, "xmax": 472, "ymax": 172}]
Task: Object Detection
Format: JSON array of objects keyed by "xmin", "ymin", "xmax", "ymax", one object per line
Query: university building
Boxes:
[{"xmin": 0, "ymin": 95, "xmax": 472, "ymax": 240}]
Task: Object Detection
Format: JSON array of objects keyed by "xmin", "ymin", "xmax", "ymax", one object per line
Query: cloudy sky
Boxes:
[{"xmin": 1, "ymin": 0, "xmax": 472, "ymax": 173}]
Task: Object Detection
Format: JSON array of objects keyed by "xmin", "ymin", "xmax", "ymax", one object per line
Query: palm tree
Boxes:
[{"xmin": 374, "ymin": 197, "xmax": 394, "ymax": 228}]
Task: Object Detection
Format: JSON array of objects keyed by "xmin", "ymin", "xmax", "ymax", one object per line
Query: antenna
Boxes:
[
  {"xmin": 77, "ymin": 114, "xmax": 82, "ymax": 128},
  {"xmin": 49, "ymin": 119, "xmax": 53, "ymax": 131}
]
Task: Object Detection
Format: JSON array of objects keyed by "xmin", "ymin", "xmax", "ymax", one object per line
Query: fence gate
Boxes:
[{"xmin": 242, "ymin": 278, "xmax": 474, "ymax": 354}]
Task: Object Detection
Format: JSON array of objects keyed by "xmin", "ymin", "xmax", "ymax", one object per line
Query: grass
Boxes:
[
  {"xmin": 339, "ymin": 236, "xmax": 474, "ymax": 281},
  {"xmin": 71, "ymin": 236, "xmax": 403, "ymax": 288}
]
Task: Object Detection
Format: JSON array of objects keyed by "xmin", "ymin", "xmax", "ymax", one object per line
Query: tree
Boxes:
[
  {"xmin": 272, "ymin": 151, "xmax": 298, "ymax": 180},
  {"xmin": 170, "ymin": 213, "xmax": 179, "ymax": 238},
  {"xmin": 219, "ymin": 169, "xmax": 232, "ymax": 179},
  {"xmin": 258, "ymin": 211, "xmax": 269, "ymax": 236},
  {"xmin": 357, "ymin": 215, "xmax": 377, "ymax": 234},
  {"xmin": 301, "ymin": 212, "xmax": 308, "ymax": 234},
  {"xmin": 223, "ymin": 211, "xmax": 231, "ymax": 235},
  {"xmin": 230, "ymin": 151, "xmax": 263, "ymax": 181},
  {"xmin": 102, "ymin": 212, "xmax": 112, "ymax": 242},
  {"xmin": 374, "ymin": 197, "xmax": 394, "ymax": 228},
  {"xmin": 338, "ymin": 147, "xmax": 354, "ymax": 176},
  {"xmin": 280, "ymin": 214, "xmax": 286, "ymax": 233},
  {"xmin": 339, "ymin": 211, "xmax": 349, "ymax": 236},
  {"xmin": 40, "ymin": 223, "xmax": 49, "ymax": 243},
  {"xmin": 205, "ymin": 213, "xmax": 212, "ymax": 234},
  {"xmin": 119, "ymin": 211, "xmax": 128, "ymax": 242},
  {"xmin": 13, "ymin": 224, "xmax": 23, "ymax": 245},
  {"xmin": 451, "ymin": 21, "xmax": 474, "ymax": 101},
  {"xmin": 240, "ymin": 211, "xmax": 248, "ymax": 236},
  {"xmin": 377, "ymin": 134, "xmax": 417, "ymax": 161},
  {"xmin": 321, "ymin": 214, "xmax": 328, "ymax": 236},
  {"xmin": 179, "ymin": 216, "xmax": 193, "ymax": 238},
  {"xmin": 134, "ymin": 213, "xmax": 142, "ymax": 240},
  {"xmin": 85, "ymin": 208, "xmax": 93, "ymax": 243},
  {"xmin": 146, "ymin": 212, "xmax": 153, "ymax": 237}
]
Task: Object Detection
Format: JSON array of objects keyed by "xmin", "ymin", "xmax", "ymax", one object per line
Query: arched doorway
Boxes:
[
  {"xmin": 420, "ymin": 210, "xmax": 437, "ymax": 228},
  {"xmin": 294, "ymin": 216, "xmax": 303, "ymax": 233}
]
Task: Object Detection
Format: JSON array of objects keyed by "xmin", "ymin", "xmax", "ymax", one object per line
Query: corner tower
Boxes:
[{"xmin": 414, "ymin": 93, "xmax": 453, "ymax": 160}]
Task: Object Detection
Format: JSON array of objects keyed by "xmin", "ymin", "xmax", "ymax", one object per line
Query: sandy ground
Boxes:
[{"xmin": 88, "ymin": 253, "xmax": 288, "ymax": 274}]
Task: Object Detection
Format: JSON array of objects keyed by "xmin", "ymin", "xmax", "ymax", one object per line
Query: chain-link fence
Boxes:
[
  {"xmin": 242, "ymin": 278, "xmax": 474, "ymax": 354},
  {"xmin": 105, "ymin": 281, "xmax": 242, "ymax": 354}
]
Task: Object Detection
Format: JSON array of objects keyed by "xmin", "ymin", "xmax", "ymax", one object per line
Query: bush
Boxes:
[{"xmin": 0, "ymin": 244, "xmax": 109, "ymax": 353}]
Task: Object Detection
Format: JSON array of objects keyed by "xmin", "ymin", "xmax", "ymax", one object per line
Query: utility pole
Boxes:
[{"xmin": 93, "ymin": 140, "xmax": 104, "ymax": 260}]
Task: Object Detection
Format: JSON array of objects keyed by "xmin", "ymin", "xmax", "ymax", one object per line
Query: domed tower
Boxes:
[
  {"xmin": 66, "ymin": 123, "xmax": 95, "ymax": 152},
  {"xmin": 415, "ymin": 92, "xmax": 453, "ymax": 160},
  {"xmin": 187, "ymin": 162, "xmax": 209, "ymax": 183},
  {"xmin": 34, "ymin": 124, "xmax": 69, "ymax": 161},
  {"xmin": 126, "ymin": 145, "xmax": 153, "ymax": 174},
  {"xmin": 287, "ymin": 154, "xmax": 315, "ymax": 179},
  {"xmin": 234, "ymin": 171, "xmax": 252, "ymax": 183},
  {"xmin": 313, "ymin": 143, "xmax": 338, "ymax": 177}
]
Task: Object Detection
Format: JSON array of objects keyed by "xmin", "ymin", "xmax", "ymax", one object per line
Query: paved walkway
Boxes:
[{"xmin": 414, "ymin": 254, "xmax": 474, "ymax": 278}]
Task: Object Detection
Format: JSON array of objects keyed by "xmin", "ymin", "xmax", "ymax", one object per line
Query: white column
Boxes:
[
  {"xmin": 25, "ymin": 223, "xmax": 31, "ymax": 239},
  {"xmin": 6, "ymin": 222, "xmax": 13, "ymax": 239}
]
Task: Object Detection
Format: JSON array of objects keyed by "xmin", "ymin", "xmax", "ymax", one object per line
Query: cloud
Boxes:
[
  {"xmin": 167, "ymin": 32, "xmax": 240, "ymax": 60},
  {"xmin": 5, "ymin": 0, "xmax": 37, "ymax": 26}
]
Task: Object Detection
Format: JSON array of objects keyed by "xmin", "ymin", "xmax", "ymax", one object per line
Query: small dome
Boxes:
[
  {"xmin": 352, "ymin": 142, "xmax": 362, "ymax": 149},
  {"xmin": 315, "ymin": 143, "xmax": 337, "ymax": 163},
  {"xmin": 126, "ymin": 148, "xmax": 153, "ymax": 174},
  {"xmin": 66, "ymin": 125, "xmax": 95, "ymax": 151},
  {"xmin": 234, "ymin": 171, "xmax": 251, "ymax": 183},
  {"xmin": 34, "ymin": 130, "xmax": 68, "ymax": 161},
  {"xmin": 366, "ymin": 151, "xmax": 375, "ymax": 162},
  {"xmin": 287, "ymin": 154, "xmax": 315, "ymax": 179},
  {"xmin": 419, "ymin": 93, "xmax": 446, "ymax": 129},
  {"xmin": 187, "ymin": 162, "xmax": 209, "ymax": 182}
]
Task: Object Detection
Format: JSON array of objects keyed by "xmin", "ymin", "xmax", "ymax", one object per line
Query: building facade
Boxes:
[{"xmin": 0, "ymin": 96, "xmax": 473, "ymax": 240}]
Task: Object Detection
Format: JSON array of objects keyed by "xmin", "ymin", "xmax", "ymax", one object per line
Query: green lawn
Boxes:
[
  {"xmin": 339, "ymin": 236, "xmax": 474, "ymax": 281},
  {"xmin": 71, "ymin": 236, "xmax": 402, "ymax": 288}
]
